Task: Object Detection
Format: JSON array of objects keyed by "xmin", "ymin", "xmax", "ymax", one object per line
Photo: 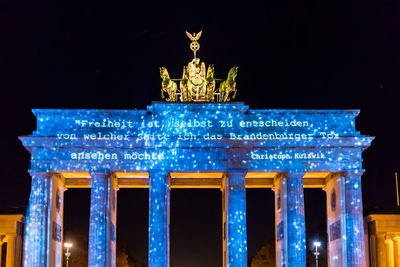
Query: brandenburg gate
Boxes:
[
  {"xmin": 19, "ymin": 103, "xmax": 372, "ymax": 267},
  {"xmin": 19, "ymin": 32, "xmax": 373, "ymax": 267}
]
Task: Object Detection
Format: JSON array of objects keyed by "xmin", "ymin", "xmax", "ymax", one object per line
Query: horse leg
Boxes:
[{"xmin": 224, "ymin": 89, "xmax": 230, "ymax": 102}]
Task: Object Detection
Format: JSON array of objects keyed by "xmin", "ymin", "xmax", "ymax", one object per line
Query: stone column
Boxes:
[
  {"xmin": 23, "ymin": 172, "xmax": 66, "ymax": 267},
  {"xmin": 0, "ymin": 239, "xmax": 3, "ymax": 267},
  {"xmin": 385, "ymin": 239, "xmax": 394, "ymax": 267},
  {"xmin": 376, "ymin": 233, "xmax": 387, "ymax": 267},
  {"xmin": 369, "ymin": 234, "xmax": 377, "ymax": 267},
  {"xmin": 286, "ymin": 173, "xmax": 306, "ymax": 266},
  {"xmin": 273, "ymin": 174, "xmax": 287, "ymax": 267},
  {"xmin": 324, "ymin": 174, "xmax": 348, "ymax": 266},
  {"xmin": 273, "ymin": 173, "xmax": 306, "ymax": 267},
  {"xmin": 6, "ymin": 234, "xmax": 16, "ymax": 267},
  {"xmin": 148, "ymin": 170, "xmax": 170, "ymax": 267},
  {"xmin": 0, "ymin": 240, "xmax": 5, "ymax": 266},
  {"xmin": 222, "ymin": 170, "xmax": 247, "ymax": 267},
  {"xmin": 345, "ymin": 172, "xmax": 366, "ymax": 266},
  {"xmin": 24, "ymin": 172, "xmax": 51, "ymax": 267},
  {"xmin": 47, "ymin": 173, "xmax": 66, "ymax": 267},
  {"xmin": 393, "ymin": 237, "xmax": 400, "ymax": 267},
  {"xmin": 88, "ymin": 172, "xmax": 118, "ymax": 267}
]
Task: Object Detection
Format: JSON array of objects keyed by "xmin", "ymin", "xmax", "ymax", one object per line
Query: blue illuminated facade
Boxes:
[{"xmin": 20, "ymin": 103, "xmax": 373, "ymax": 266}]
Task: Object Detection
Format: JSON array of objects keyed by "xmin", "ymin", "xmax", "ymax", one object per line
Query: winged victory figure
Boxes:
[{"xmin": 186, "ymin": 31, "xmax": 202, "ymax": 41}]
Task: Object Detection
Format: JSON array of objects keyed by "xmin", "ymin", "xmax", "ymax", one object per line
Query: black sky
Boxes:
[{"xmin": 2, "ymin": 0, "xmax": 400, "ymax": 265}]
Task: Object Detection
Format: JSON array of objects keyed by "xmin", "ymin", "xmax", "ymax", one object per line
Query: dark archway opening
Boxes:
[
  {"xmin": 170, "ymin": 189, "xmax": 221, "ymax": 267},
  {"xmin": 117, "ymin": 188, "xmax": 149, "ymax": 267},
  {"xmin": 246, "ymin": 188, "xmax": 275, "ymax": 265},
  {"xmin": 63, "ymin": 189, "xmax": 91, "ymax": 266},
  {"xmin": 304, "ymin": 188, "xmax": 328, "ymax": 267}
]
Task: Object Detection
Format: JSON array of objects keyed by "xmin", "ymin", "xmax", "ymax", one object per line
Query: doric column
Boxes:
[
  {"xmin": 47, "ymin": 173, "xmax": 66, "ymax": 267},
  {"xmin": 324, "ymin": 173, "xmax": 348, "ymax": 266},
  {"xmin": 88, "ymin": 172, "xmax": 118, "ymax": 267},
  {"xmin": 344, "ymin": 172, "xmax": 366, "ymax": 266},
  {"xmin": 222, "ymin": 170, "xmax": 247, "ymax": 267},
  {"xmin": 393, "ymin": 237, "xmax": 400, "ymax": 267},
  {"xmin": 369, "ymin": 234, "xmax": 377, "ymax": 267},
  {"xmin": 273, "ymin": 174, "xmax": 287, "ymax": 267},
  {"xmin": 376, "ymin": 233, "xmax": 387, "ymax": 267},
  {"xmin": 148, "ymin": 170, "xmax": 170, "ymax": 267},
  {"xmin": 385, "ymin": 239, "xmax": 394, "ymax": 267},
  {"xmin": 6, "ymin": 234, "xmax": 16, "ymax": 267},
  {"xmin": 24, "ymin": 173, "xmax": 48, "ymax": 266},
  {"xmin": 0, "ymin": 239, "xmax": 3, "ymax": 267},
  {"xmin": 24, "ymin": 172, "xmax": 65, "ymax": 267},
  {"xmin": 15, "ymin": 223, "xmax": 23, "ymax": 267},
  {"xmin": 273, "ymin": 173, "xmax": 306, "ymax": 267}
]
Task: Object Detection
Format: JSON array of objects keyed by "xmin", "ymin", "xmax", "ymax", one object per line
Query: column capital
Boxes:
[
  {"xmin": 147, "ymin": 169, "xmax": 171, "ymax": 175},
  {"xmin": 385, "ymin": 239, "xmax": 394, "ymax": 245},
  {"xmin": 28, "ymin": 171, "xmax": 51, "ymax": 178},
  {"xmin": 376, "ymin": 232, "xmax": 387, "ymax": 238},
  {"xmin": 5, "ymin": 233, "xmax": 17, "ymax": 241},
  {"xmin": 272, "ymin": 172, "xmax": 287, "ymax": 190},
  {"xmin": 324, "ymin": 172, "xmax": 344, "ymax": 187},
  {"xmin": 225, "ymin": 169, "xmax": 248, "ymax": 174},
  {"xmin": 90, "ymin": 171, "xmax": 119, "ymax": 190},
  {"xmin": 49, "ymin": 172, "xmax": 66, "ymax": 185},
  {"xmin": 282, "ymin": 172, "xmax": 305, "ymax": 178},
  {"xmin": 89, "ymin": 171, "xmax": 112, "ymax": 177},
  {"xmin": 342, "ymin": 170, "xmax": 365, "ymax": 177}
]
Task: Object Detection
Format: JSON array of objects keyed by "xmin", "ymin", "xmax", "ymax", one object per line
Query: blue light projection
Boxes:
[
  {"xmin": 88, "ymin": 173, "xmax": 112, "ymax": 267},
  {"xmin": 24, "ymin": 174, "xmax": 48, "ymax": 267},
  {"xmin": 19, "ymin": 103, "xmax": 373, "ymax": 266},
  {"xmin": 345, "ymin": 173, "xmax": 365, "ymax": 265},
  {"xmin": 226, "ymin": 171, "xmax": 247, "ymax": 266},
  {"xmin": 286, "ymin": 173, "xmax": 306, "ymax": 266},
  {"xmin": 148, "ymin": 170, "xmax": 170, "ymax": 267}
]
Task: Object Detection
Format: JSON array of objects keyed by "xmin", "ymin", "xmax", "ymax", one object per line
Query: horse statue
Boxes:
[
  {"xmin": 160, "ymin": 67, "xmax": 178, "ymax": 101},
  {"xmin": 205, "ymin": 64, "xmax": 216, "ymax": 101},
  {"xmin": 179, "ymin": 66, "xmax": 190, "ymax": 101},
  {"xmin": 218, "ymin": 66, "xmax": 238, "ymax": 102}
]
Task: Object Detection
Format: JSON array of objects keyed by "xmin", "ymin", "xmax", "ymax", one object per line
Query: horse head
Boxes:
[
  {"xmin": 228, "ymin": 66, "xmax": 238, "ymax": 81},
  {"xmin": 207, "ymin": 64, "xmax": 215, "ymax": 79},
  {"xmin": 160, "ymin": 67, "xmax": 169, "ymax": 80}
]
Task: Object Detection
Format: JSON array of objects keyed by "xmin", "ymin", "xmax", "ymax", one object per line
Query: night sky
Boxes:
[{"xmin": 2, "ymin": 0, "xmax": 400, "ymax": 266}]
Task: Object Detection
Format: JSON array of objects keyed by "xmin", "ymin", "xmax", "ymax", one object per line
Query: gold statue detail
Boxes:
[
  {"xmin": 218, "ymin": 66, "xmax": 238, "ymax": 102},
  {"xmin": 160, "ymin": 31, "xmax": 238, "ymax": 102},
  {"xmin": 160, "ymin": 67, "xmax": 178, "ymax": 102},
  {"xmin": 186, "ymin": 31, "xmax": 202, "ymax": 59}
]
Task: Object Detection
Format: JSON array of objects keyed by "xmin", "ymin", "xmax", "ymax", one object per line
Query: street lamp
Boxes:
[
  {"xmin": 64, "ymin": 242, "xmax": 72, "ymax": 267},
  {"xmin": 313, "ymin": 241, "xmax": 321, "ymax": 267}
]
